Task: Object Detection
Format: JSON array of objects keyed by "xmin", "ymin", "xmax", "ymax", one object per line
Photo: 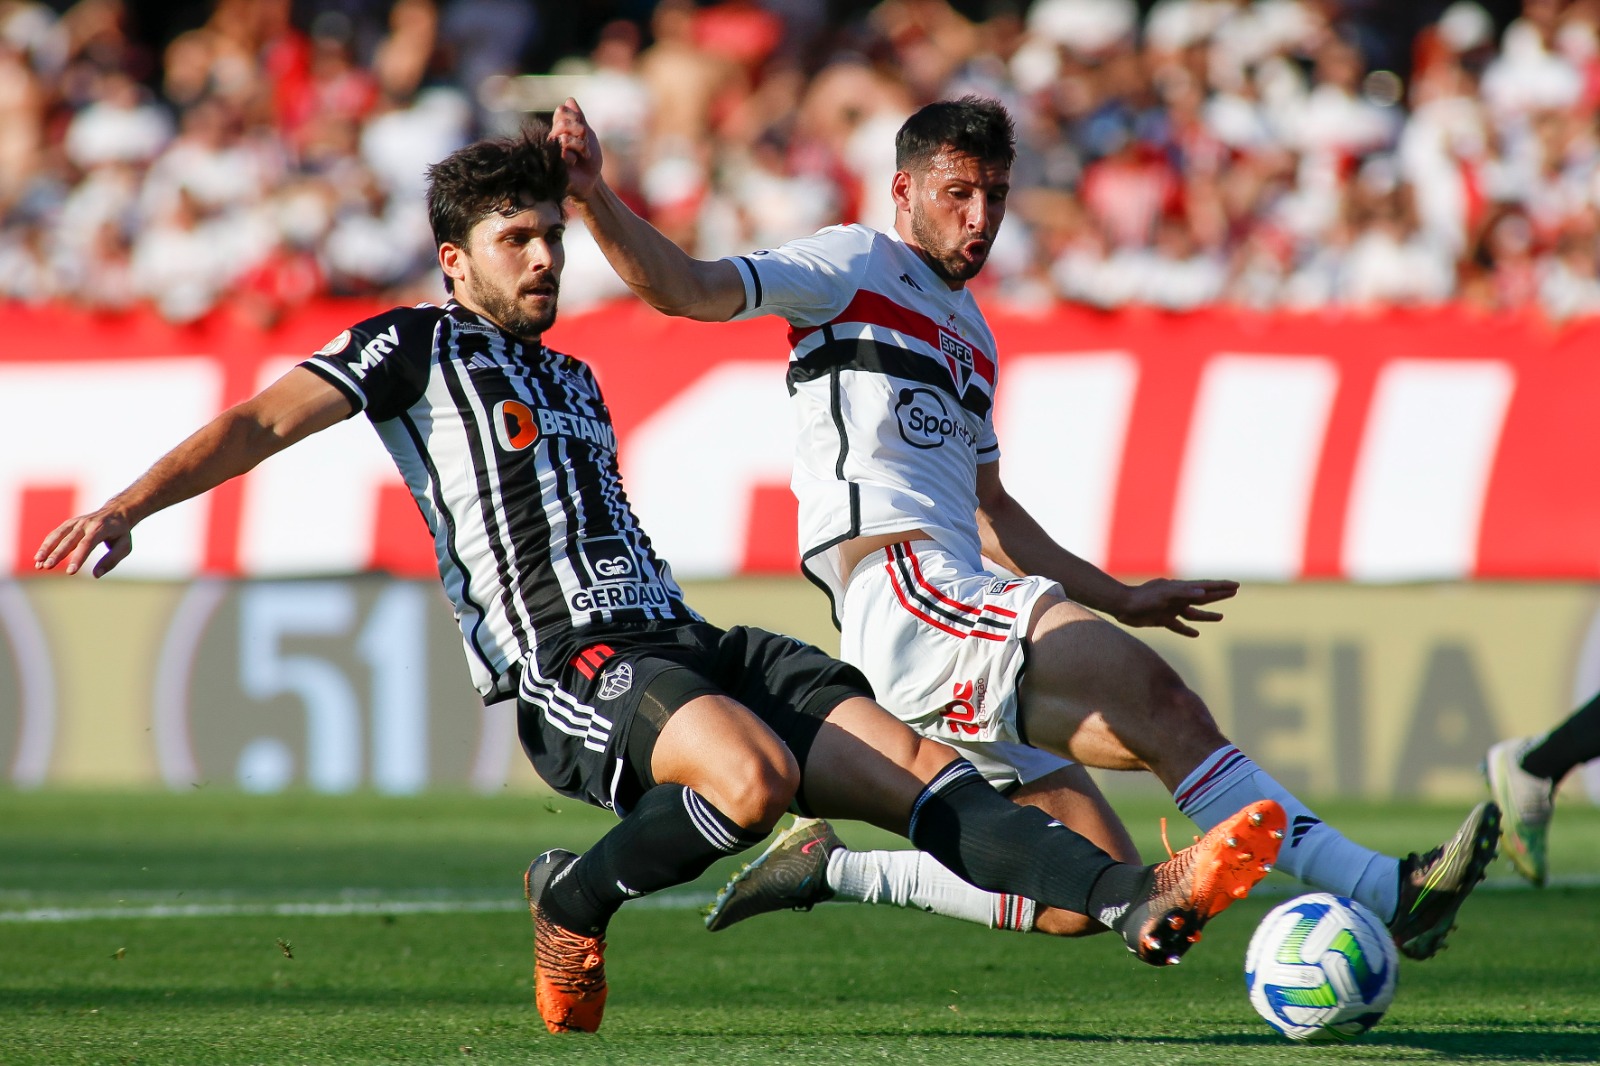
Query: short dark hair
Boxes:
[
  {"xmin": 895, "ymin": 95, "xmax": 1016, "ymax": 172},
  {"xmin": 425, "ymin": 123, "xmax": 567, "ymax": 251}
]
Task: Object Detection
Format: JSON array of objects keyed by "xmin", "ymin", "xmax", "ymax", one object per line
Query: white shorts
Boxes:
[{"xmin": 839, "ymin": 540, "xmax": 1073, "ymax": 789}]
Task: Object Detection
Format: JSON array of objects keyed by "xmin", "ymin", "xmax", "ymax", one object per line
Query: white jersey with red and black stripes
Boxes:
[
  {"xmin": 301, "ymin": 301, "xmax": 697, "ymax": 704},
  {"xmin": 726, "ymin": 224, "xmax": 1000, "ymax": 620}
]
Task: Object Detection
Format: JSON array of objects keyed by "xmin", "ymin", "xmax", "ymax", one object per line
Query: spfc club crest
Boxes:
[{"xmin": 939, "ymin": 328, "xmax": 974, "ymax": 393}]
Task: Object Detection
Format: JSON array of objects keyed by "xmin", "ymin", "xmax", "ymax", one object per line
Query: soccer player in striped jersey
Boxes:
[
  {"xmin": 552, "ymin": 94, "xmax": 1500, "ymax": 959},
  {"xmin": 35, "ymin": 125, "xmax": 1287, "ymax": 1034}
]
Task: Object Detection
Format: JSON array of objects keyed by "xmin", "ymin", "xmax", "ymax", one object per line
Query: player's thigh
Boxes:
[
  {"xmin": 1012, "ymin": 764, "xmax": 1141, "ymax": 864},
  {"xmin": 650, "ymin": 692, "xmax": 799, "ymax": 827},
  {"xmin": 800, "ymin": 695, "xmax": 962, "ymax": 835},
  {"xmin": 1019, "ymin": 597, "xmax": 1217, "ymax": 770}
]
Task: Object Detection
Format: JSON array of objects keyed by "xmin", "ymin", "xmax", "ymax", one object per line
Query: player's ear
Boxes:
[
  {"xmin": 891, "ymin": 170, "xmax": 914, "ymax": 213},
  {"xmin": 439, "ymin": 241, "xmax": 468, "ymax": 286}
]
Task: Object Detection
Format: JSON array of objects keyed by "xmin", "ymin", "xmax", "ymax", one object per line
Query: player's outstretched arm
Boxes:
[
  {"xmin": 975, "ymin": 460, "xmax": 1237, "ymax": 637},
  {"xmin": 34, "ymin": 368, "xmax": 353, "ymax": 577},
  {"xmin": 551, "ymin": 98, "xmax": 745, "ymax": 322}
]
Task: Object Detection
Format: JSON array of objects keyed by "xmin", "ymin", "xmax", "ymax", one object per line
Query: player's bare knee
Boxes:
[
  {"xmin": 705, "ymin": 748, "xmax": 800, "ymax": 830},
  {"xmin": 1148, "ymin": 668, "xmax": 1219, "ymax": 736},
  {"xmin": 906, "ymin": 734, "xmax": 961, "ymax": 781},
  {"xmin": 1141, "ymin": 668, "xmax": 1227, "ymax": 775}
]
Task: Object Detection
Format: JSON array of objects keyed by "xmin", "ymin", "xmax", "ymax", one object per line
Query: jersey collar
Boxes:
[{"xmin": 445, "ymin": 300, "xmax": 547, "ymax": 358}]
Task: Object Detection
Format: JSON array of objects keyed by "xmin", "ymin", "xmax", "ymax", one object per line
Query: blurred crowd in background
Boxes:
[{"xmin": 6, "ymin": 0, "xmax": 1600, "ymax": 323}]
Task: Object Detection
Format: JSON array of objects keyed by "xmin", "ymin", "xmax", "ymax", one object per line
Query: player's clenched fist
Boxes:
[{"xmin": 551, "ymin": 98, "xmax": 602, "ymax": 200}]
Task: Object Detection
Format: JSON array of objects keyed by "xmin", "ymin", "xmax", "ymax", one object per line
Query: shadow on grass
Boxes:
[
  {"xmin": 1365, "ymin": 1026, "xmax": 1600, "ymax": 1061},
  {"xmin": 957, "ymin": 1025, "xmax": 1600, "ymax": 1060},
  {"xmin": 592, "ymin": 1024, "xmax": 1600, "ymax": 1060}
]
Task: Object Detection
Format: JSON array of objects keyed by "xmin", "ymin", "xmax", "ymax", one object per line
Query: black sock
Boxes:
[
  {"xmin": 1084, "ymin": 863, "xmax": 1155, "ymax": 932},
  {"xmin": 540, "ymin": 784, "xmax": 767, "ymax": 936},
  {"xmin": 906, "ymin": 760, "xmax": 1121, "ymax": 916},
  {"xmin": 1522, "ymin": 690, "xmax": 1600, "ymax": 782}
]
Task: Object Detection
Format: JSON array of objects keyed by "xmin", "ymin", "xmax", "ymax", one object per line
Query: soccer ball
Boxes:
[{"xmin": 1244, "ymin": 893, "xmax": 1399, "ymax": 1043}]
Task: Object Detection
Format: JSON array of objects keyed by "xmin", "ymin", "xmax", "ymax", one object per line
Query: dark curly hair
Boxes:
[
  {"xmin": 895, "ymin": 95, "xmax": 1016, "ymax": 172},
  {"xmin": 425, "ymin": 123, "xmax": 568, "ymax": 253}
]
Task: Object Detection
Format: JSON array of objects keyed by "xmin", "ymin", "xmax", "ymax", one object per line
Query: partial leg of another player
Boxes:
[
  {"xmin": 707, "ymin": 763, "xmax": 1139, "ymax": 935},
  {"xmin": 1017, "ymin": 595, "xmax": 1498, "ymax": 960},
  {"xmin": 1487, "ymin": 689, "xmax": 1600, "ymax": 885}
]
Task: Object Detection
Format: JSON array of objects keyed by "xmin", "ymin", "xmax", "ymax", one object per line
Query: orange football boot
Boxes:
[
  {"xmin": 1121, "ymin": 799, "xmax": 1286, "ymax": 965},
  {"xmin": 525, "ymin": 850, "xmax": 608, "ymax": 1033}
]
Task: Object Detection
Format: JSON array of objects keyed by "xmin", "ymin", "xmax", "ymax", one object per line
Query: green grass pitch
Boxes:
[{"xmin": 1, "ymin": 790, "xmax": 1596, "ymax": 1065}]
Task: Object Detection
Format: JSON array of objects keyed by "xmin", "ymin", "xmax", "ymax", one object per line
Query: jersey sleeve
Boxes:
[
  {"xmin": 976, "ymin": 419, "xmax": 1000, "ymax": 463},
  {"xmin": 724, "ymin": 225, "xmax": 875, "ymax": 328},
  {"xmin": 299, "ymin": 305, "xmax": 442, "ymax": 421}
]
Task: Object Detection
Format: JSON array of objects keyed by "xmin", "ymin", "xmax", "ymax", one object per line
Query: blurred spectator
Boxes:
[
  {"xmin": 0, "ymin": 35, "xmax": 46, "ymax": 210},
  {"xmin": 63, "ymin": 69, "xmax": 170, "ymax": 168},
  {"xmin": 9, "ymin": 0, "xmax": 1600, "ymax": 324},
  {"xmin": 141, "ymin": 96, "xmax": 280, "ymax": 219},
  {"xmin": 130, "ymin": 187, "xmax": 237, "ymax": 321},
  {"xmin": 0, "ymin": 219, "xmax": 62, "ymax": 301},
  {"xmin": 69, "ymin": 218, "xmax": 137, "ymax": 310},
  {"xmin": 1337, "ymin": 157, "xmax": 1454, "ymax": 307}
]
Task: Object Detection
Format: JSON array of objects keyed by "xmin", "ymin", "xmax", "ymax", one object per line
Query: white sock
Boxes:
[
  {"xmin": 1174, "ymin": 745, "xmax": 1400, "ymax": 923},
  {"xmin": 826, "ymin": 848, "xmax": 1037, "ymax": 931}
]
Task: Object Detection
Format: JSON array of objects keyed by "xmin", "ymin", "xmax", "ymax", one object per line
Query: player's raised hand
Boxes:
[
  {"xmin": 34, "ymin": 506, "xmax": 135, "ymax": 578},
  {"xmin": 1115, "ymin": 578, "xmax": 1238, "ymax": 638},
  {"xmin": 551, "ymin": 98, "xmax": 603, "ymax": 200}
]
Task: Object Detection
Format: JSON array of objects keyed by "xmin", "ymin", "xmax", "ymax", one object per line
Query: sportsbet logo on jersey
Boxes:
[
  {"xmin": 895, "ymin": 386, "xmax": 977, "ymax": 450},
  {"xmin": 493, "ymin": 399, "xmax": 616, "ymax": 453}
]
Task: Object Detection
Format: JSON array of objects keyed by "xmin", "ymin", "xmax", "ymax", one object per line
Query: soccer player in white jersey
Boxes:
[
  {"xmin": 551, "ymin": 94, "xmax": 1500, "ymax": 959},
  {"xmin": 34, "ymin": 125, "xmax": 1289, "ymax": 1034}
]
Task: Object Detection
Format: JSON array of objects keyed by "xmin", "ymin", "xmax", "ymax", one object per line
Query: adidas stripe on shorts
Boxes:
[{"xmin": 515, "ymin": 621, "xmax": 870, "ymax": 816}]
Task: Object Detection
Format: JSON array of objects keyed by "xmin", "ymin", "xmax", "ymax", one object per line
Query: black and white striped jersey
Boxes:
[{"xmin": 301, "ymin": 300, "xmax": 698, "ymax": 702}]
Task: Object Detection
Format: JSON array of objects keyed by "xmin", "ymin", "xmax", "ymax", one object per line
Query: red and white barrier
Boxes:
[{"xmin": 4, "ymin": 300, "xmax": 1598, "ymax": 581}]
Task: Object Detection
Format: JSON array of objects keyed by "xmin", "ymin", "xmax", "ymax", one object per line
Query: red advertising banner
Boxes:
[{"xmin": 3, "ymin": 299, "xmax": 1597, "ymax": 582}]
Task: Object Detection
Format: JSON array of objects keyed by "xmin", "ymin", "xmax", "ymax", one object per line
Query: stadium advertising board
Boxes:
[
  {"xmin": 3, "ymin": 301, "xmax": 1597, "ymax": 796},
  {"xmin": 2, "ymin": 300, "xmax": 1599, "ymax": 582},
  {"xmin": 0, "ymin": 575, "xmax": 1597, "ymax": 800},
  {"xmin": 0, "ymin": 582, "xmax": 52, "ymax": 788}
]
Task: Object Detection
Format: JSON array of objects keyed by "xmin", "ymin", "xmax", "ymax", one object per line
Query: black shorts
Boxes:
[{"xmin": 514, "ymin": 622, "xmax": 871, "ymax": 815}]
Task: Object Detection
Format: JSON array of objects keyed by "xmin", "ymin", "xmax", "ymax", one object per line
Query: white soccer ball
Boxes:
[{"xmin": 1244, "ymin": 893, "xmax": 1399, "ymax": 1043}]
